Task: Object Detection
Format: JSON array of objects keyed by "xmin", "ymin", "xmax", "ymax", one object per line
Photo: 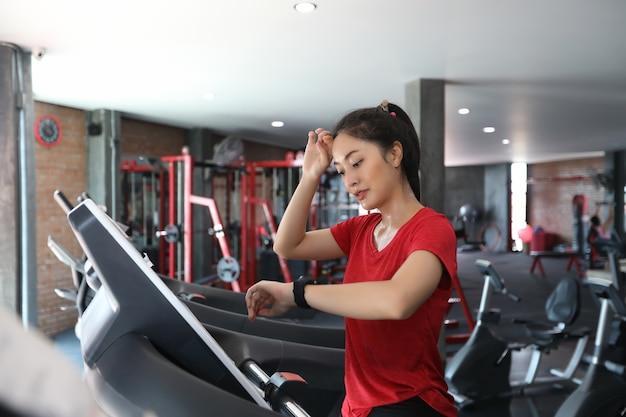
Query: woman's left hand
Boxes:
[
  {"xmin": 301, "ymin": 128, "xmax": 334, "ymax": 180},
  {"xmin": 245, "ymin": 281, "xmax": 295, "ymax": 321}
]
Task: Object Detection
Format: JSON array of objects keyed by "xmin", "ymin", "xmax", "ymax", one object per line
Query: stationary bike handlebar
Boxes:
[
  {"xmin": 476, "ymin": 259, "xmax": 521, "ymax": 302},
  {"xmin": 500, "ymin": 288, "xmax": 521, "ymax": 303}
]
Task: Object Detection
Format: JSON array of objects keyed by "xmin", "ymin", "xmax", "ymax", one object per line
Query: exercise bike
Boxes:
[
  {"xmin": 554, "ymin": 246, "xmax": 626, "ymax": 416},
  {"xmin": 445, "ymin": 259, "xmax": 590, "ymax": 406}
]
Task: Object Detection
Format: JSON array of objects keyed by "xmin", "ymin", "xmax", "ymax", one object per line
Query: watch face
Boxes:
[{"xmin": 35, "ymin": 115, "xmax": 62, "ymax": 146}]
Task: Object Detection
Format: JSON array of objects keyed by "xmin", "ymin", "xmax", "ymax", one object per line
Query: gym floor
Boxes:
[{"xmin": 53, "ymin": 249, "xmax": 611, "ymax": 417}]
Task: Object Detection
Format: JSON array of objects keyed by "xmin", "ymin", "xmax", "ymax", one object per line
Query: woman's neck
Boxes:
[{"xmin": 376, "ymin": 194, "xmax": 423, "ymax": 229}]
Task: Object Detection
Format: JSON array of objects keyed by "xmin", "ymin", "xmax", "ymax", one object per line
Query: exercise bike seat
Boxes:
[{"xmin": 520, "ymin": 277, "xmax": 589, "ymax": 349}]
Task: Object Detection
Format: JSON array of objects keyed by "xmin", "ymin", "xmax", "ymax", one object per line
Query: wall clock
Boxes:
[{"xmin": 35, "ymin": 115, "xmax": 62, "ymax": 147}]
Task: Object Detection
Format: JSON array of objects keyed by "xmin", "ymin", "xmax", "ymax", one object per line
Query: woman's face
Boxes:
[{"xmin": 331, "ymin": 133, "xmax": 400, "ymax": 211}]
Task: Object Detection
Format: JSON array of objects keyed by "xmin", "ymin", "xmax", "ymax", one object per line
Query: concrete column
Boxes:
[
  {"xmin": 405, "ymin": 79, "xmax": 445, "ymax": 212},
  {"xmin": 186, "ymin": 128, "xmax": 216, "ymax": 280},
  {"xmin": 0, "ymin": 42, "xmax": 37, "ymax": 327},
  {"xmin": 405, "ymin": 79, "xmax": 447, "ymax": 363},
  {"xmin": 605, "ymin": 151, "xmax": 625, "ymax": 241},
  {"xmin": 86, "ymin": 109, "xmax": 121, "ymax": 220}
]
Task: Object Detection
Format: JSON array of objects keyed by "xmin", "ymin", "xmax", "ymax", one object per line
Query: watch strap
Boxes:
[{"xmin": 293, "ymin": 276, "xmax": 317, "ymax": 309}]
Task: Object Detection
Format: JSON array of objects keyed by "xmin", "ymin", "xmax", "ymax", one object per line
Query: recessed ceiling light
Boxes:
[
  {"xmin": 458, "ymin": 108, "xmax": 470, "ymax": 115},
  {"xmin": 271, "ymin": 121, "xmax": 285, "ymax": 128},
  {"xmin": 502, "ymin": 139, "xmax": 510, "ymax": 145},
  {"xmin": 483, "ymin": 126, "xmax": 495, "ymax": 133},
  {"xmin": 294, "ymin": 2, "xmax": 316, "ymax": 13}
]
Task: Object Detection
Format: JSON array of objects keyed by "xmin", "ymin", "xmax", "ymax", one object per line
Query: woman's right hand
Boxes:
[
  {"xmin": 301, "ymin": 128, "xmax": 334, "ymax": 179},
  {"xmin": 245, "ymin": 281, "xmax": 295, "ymax": 321}
]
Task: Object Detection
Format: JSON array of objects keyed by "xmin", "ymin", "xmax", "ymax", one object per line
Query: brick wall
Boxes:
[
  {"xmin": 528, "ymin": 157, "xmax": 606, "ymax": 245},
  {"xmin": 34, "ymin": 102, "xmax": 86, "ymax": 335},
  {"xmin": 243, "ymin": 140, "xmax": 294, "ymax": 162},
  {"xmin": 120, "ymin": 117, "xmax": 186, "ymax": 156}
]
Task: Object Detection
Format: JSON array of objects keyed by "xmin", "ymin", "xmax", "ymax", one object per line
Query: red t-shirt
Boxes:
[{"xmin": 330, "ymin": 207, "xmax": 458, "ymax": 417}]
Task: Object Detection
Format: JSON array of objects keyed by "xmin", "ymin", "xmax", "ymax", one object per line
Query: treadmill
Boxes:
[{"xmin": 67, "ymin": 199, "xmax": 344, "ymax": 417}]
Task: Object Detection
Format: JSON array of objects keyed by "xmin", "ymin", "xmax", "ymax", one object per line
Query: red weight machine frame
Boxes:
[
  {"xmin": 239, "ymin": 155, "xmax": 303, "ymax": 290},
  {"xmin": 161, "ymin": 149, "xmax": 241, "ymax": 292}
]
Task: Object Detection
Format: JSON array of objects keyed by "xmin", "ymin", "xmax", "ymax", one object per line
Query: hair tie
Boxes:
[{"xmin": 378, "ymin": 99, "xmax": 389, "ymax": 113}]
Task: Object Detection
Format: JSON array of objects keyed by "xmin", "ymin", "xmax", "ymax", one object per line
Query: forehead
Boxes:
[{"xmin": 332, "ymin": 133, "xmax": 378, "ymax": 162}]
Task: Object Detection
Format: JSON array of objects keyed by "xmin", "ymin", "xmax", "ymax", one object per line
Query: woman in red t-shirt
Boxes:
[{"xmin": 245, "ymin": 100, "xmax": 458, "ymax": 417}]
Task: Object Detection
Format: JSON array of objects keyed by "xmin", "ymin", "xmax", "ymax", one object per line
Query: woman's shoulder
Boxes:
[
  {"xmin": 332, "ymin": 212, "xmax": 380, "ymax": 234},
  {"xmin": 409, "ymin": 207, "xmax": 456, "ymax": 237},
  {"xmin": 415, "ymin": 207, "xmax": 452, "ymax": 224}
]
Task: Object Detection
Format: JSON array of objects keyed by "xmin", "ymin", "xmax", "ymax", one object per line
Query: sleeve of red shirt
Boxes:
[{"xmin": 409, "ymin": 209, "xmax": 458, "ymax": 289}]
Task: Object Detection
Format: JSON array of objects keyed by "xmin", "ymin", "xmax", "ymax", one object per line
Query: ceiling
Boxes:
[{"xmin": 1, "ymin": 0, "xmax": 625, "ymax": 167}]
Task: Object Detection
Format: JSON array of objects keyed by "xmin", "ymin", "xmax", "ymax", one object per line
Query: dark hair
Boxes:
[
  {"xmin": 332, "ymin": 101, "xmax": 421, "ymax": 200},
  {"xmin": 590, "ymin": 215, "xmax": 600, "ymax": 226}
]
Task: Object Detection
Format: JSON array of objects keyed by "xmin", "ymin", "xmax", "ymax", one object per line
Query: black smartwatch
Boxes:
[{"xmin": 293, "ymin": 276, "xmax": 318, "ymax": 309}]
